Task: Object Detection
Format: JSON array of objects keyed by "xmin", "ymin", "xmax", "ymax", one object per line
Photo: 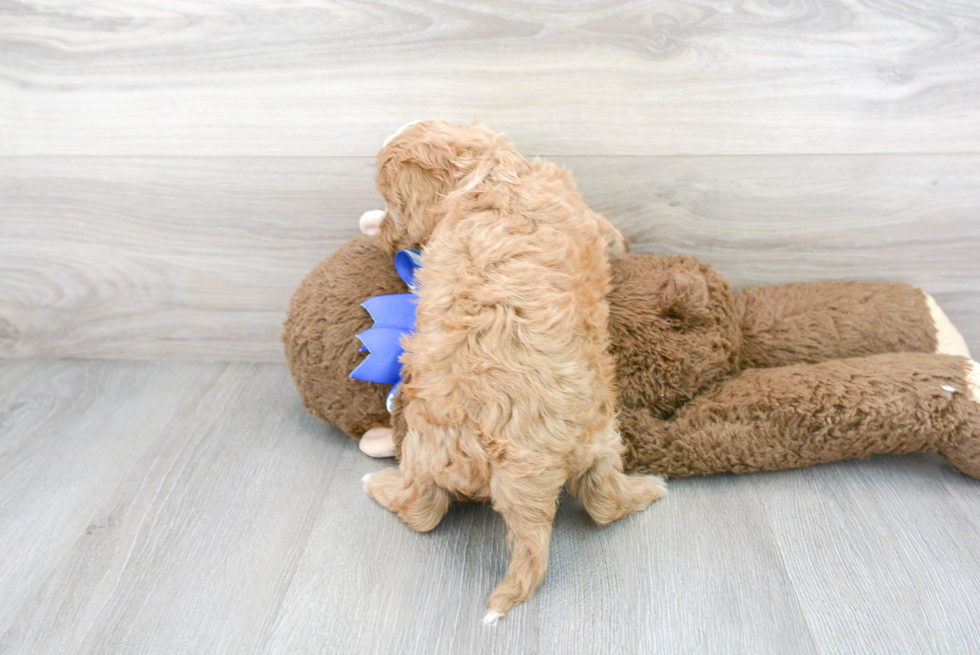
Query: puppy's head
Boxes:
[{"xmin": 374, "ymin": 120, "xmax": 521, "ymax": 254}]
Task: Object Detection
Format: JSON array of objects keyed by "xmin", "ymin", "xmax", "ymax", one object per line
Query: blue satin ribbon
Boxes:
[
  {"xmin": 394, "ymin": 249, "xmax": 422, "ymax": 291},
  {"xmin": 349, "ymin": 249, "xmax": 422, "ymax": 411}
]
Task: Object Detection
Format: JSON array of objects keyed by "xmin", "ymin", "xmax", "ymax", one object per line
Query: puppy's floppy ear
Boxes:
[
  {"xmin": 447, "ymin": 123, "xmax": 498, "ymax": 172},
  {"xmin": 452, "ymin": 129, "xmax": 529, "ymax": 193},
  {"xmin": 376, "ymin": 157, "xmax": 454, "ymax": 254},
  {"xmin": 380, "ymin": 121, "xmax": 499, "ymax": 191},
  {"xmin": 374, "ymin": 120, "xmax": 525, "ymax": 252},
  {"xmin": 380, "ymin": 138, "xmax": 457, "ymax": 192}
]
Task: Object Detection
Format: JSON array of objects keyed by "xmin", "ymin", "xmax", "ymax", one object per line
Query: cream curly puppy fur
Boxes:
[{"xmin": 362, "ymin": 120, "xmax": 666, "ymax": 622}]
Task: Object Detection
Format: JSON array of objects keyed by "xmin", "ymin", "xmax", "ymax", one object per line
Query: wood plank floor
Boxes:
[{"xmin": 1, "ymin": 359, "xmax": 978, "ymax": 655}]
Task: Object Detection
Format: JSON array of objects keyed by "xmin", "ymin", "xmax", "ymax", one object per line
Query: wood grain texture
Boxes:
[
  {"xmin": 568, "ymin": 155, "xmax": 980, "ymax": 352},
  {"xmin": 0, "ymin": 361, "xmax": 337, "ymax": 654},
  {"xmin": 2, "ymin": 154, "xmax": 977, "ymax": 360},
  {"xmin": 0, "ymin": 359, "xmax": 228, "ymax": 633},
  {"xmin": 2, "ymin": 0, "xmax": 980, "ymax": 157},
  {"xmin": 262, "ymin": 469, "xmax": 818, "ymax": 654},
  {"xmin": 1, "ymin": 360, "xmax": 979, "ymax": 653},
  {"xmin": 751, "ymin": 455, "xmax": 980, "ymax": 654},
  {"xmin": 0, "ymin": 156, "xmax": 376, "ymax": 360},
  {"xmin": 530, "ymin": 475, "xmax": 818, "ymax": 655}
]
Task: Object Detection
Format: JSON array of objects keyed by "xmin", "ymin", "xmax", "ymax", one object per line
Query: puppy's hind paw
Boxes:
[{"xmin": 643, "ymin": 474, "xmax": 668, "ymax": 503}]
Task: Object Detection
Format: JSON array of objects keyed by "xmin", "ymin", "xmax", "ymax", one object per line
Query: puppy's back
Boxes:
[{"xmin": 400, "ymin": 166, "xmax": 618, "ymax": 468}]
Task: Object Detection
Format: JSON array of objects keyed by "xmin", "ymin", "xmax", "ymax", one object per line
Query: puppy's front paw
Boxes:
[{"xmin": 607, "ymin": 232, "xmax": 629, "ymax": 259}]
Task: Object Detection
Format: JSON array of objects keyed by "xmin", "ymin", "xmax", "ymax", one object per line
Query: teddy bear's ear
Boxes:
[{"xmin": 658, "ymin": 269, "xmax": 711, "ymax": 324}]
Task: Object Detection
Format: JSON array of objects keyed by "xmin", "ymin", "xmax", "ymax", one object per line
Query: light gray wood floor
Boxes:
[{"xmin": 1, "ymin": 358, "xmax": 978, "ymax": 655}]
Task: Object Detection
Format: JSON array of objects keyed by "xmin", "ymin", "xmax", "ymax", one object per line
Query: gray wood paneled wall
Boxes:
[{"xmin": 2, "ymin": 0, "xmax": 979, "ymax": 361}]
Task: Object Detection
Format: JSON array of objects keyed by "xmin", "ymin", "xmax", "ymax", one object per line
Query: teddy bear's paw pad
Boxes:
[
  {"xmin": 360, "ymin": 427, "xmax": 396, "ymax": 458},
  {"xmin": 482, "ymin": 611, "xmax": 503, "ymax": 627},
  {"xmin": 926, "ymin": 293, "xmax": 971, "ymax": 358},
  {"xmin": 967, "ymin": 359, "xmax": 980, "ymax": 404},
  {"xmin": 359, "ymin": 209, "xmax": 387, "ymax": 236}
]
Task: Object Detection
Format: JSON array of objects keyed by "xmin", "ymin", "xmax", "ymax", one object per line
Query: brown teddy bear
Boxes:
[{"xmin": 283, "ymin": 233, "xmax": 980, "ymax": 480}]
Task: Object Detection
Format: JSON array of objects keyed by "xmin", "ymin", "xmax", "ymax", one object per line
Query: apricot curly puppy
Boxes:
[{"xmin": 362, "ymin": 120, "xmax": 665, "ymax": 622}]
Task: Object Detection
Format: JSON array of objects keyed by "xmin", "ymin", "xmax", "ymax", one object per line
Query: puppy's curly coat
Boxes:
[{"xmin": 363, "ymin": 121, "xmax": 665, "ymax": 621}]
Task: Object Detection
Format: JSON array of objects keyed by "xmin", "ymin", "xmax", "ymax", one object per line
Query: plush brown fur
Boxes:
[
  {"xmin": 284, "ymin": 240, "xmax": 979, "ymax": 482},
  {"xmin": 619, "ymin": 352, "xmax": 980, "ymax": 479},
  {"xmin": 613, "ymin": 264, "xmax": 977, "ymax": 477},
  {"xmin": 602, "ymin": 253, "xmax": 964, "ymax": 474},
  {"xmin": 734, "ymin": 280, "xmax": 938, "ymax": 368},
  {"xmin": 363, "ymin": 121, "xmax": 662, "ymax": 620},
  {"xmin": 282, "ymin": 236, "xmax": 406, "ymax": 438}
]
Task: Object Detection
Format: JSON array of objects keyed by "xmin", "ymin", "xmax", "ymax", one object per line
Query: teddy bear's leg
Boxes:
[
  {"xmin": 363, "ymin": 467, "xmax": 449, "ymax": 532},
  {"xmin": 937, "ymin": 359, "xmax": 980, "ymax": 478},
  {"xmin": 566, "ymin": 429, "xmax": 666, "ymax": 526},
  {"xmin": 616, "ymin": 406, "xmax": 677, "ymax": 476},
  {"xmin": 734, "ymin": 281, "xmax": 968, "ymax": 368},
  {"xmin": 623, "ymin": 352, "xmax": 980, "ymax": 479},
  {"xmin": 484, "ymin": 468, "xmax": 563, "ymax": 624}
]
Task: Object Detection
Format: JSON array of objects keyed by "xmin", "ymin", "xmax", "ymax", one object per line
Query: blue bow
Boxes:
[{"xmin": 349, "ymin": 249, "xmax": 422, "ymax": 411}]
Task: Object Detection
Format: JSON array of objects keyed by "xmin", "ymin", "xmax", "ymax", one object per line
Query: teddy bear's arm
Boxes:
[
  {"xmin": 733, "ymin": 281, "xmax": 969, "ymax": 369},
  {"xmin": 618, "ymin": 352, "xmax": 980, "ymax": 479}
]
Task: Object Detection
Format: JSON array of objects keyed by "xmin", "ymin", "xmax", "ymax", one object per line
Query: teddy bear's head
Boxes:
[{"xmin": 281, "ymin": 235, "xmax": 406, "ymax": 439}]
